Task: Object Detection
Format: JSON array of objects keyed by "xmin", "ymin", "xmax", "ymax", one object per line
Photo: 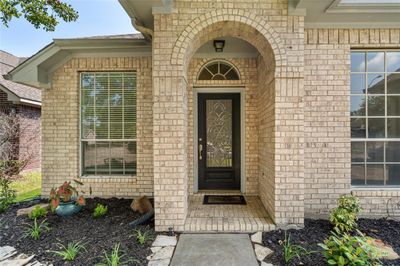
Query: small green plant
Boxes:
[
  {"xmin": 282, "ymin": 231, "xmax": 312, "ymax": 264},
  {"xmin": 93, "ymin": 204, "xmax": 108, "ymax": 218},
  {"xmin": 0, "ymin": 176, "xmax": 16, "ymax": 213},
  {"xmin": 23, "ymin": 218, "xmax": 50, "ymax": 240},
  {"xmin": 28, "ymin": 205, "xmax": 48, "ymax": 219},
  {"xmin": 135, "ymin": 229, "xmax": 153, "ymax": 246},
  {"xmin": 319, "ymin": 228, "xmax": 383, "ymax": 266},
  {"xmin": 330, "ymin": 194, "xmax": 362, "ymax": 232},
  {"xmin": 96, "ymin": 243, "xmax": 137, "ymax": 266},
  {"xmin": 50, "ymin": 241, "xmax": 86, "ymax": 261}
]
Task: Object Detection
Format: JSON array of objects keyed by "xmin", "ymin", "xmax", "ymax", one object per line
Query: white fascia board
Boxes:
[
  {"xmin": 7, "ymin": 39, "xmax": 151, "ymax": 89},
  {"xmin": 327, "ymin": 0, "xmax": 400, "ymax": 13}
]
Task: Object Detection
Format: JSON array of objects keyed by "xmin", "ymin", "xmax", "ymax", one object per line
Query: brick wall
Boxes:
[
  {"xmin": 0, "ymin": 90, "xmax": 41, "ymax": 171},
  {"xmin": 18, "ymin": 105, "xmax": 41, "ymax": 170},
  {"xmin": 304, "ymin": 28, "xmax": 400, "ymax": 219},
  {"xmin": 44, "ymin": 57, "xmax": 153, "ymax": 198},
  {"xmin": 257, "ymin": 54, "xmax": 276, "ymax": 221}
]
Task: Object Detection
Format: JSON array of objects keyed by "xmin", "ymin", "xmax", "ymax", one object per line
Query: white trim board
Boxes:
[{"xmin": 193, "ymin": 87, "xmax": 246, "ymax": 193}]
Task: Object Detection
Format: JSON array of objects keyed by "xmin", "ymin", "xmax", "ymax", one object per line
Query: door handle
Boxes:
[{"xmin": 199, "ymin": 143, "xmax": 203, "ymax": 160}]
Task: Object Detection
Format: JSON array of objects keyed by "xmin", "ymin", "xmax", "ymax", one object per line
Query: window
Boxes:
[
  {"xmin": 351, "ymin": 50, "xmax": 400, "ymax": 186},
  {"xmin": 198, "ymin": 60, "xmax": 240, "ymax": 80},
  {"xmin": 80, "ymin": 72, "xmax": 137, "ymax": 175}
]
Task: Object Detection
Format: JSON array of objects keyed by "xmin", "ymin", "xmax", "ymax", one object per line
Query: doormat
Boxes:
[{"xmin": 203, "ymin": 195, "xmax": 246, "ymax": 205}]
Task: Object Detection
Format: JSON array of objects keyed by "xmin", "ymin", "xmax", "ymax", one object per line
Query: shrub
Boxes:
[
  {"xmin": 28, "ymin": 205, "xmax": 48, "ymax": 220},
  {"xmin": 96, "ymin": 243, "xmax": 137, "ymax": 266},
  {"xmin": 0, "ymin": 176, "xmax": 16, "ymax": 213},
  {"xmin": 50, "ymin": 241, "xmax": 86, "ymax": 261},
  {"xmin": 330, "ymin": 194, "xmax": 361, "ymax": 232},
  {"xmin": 23, "ymin": 218, "xmax": 50, "ymax": 240},
  {"xmin": 319, "ymin": 228, "xmax": 383, "ymax": 266},
  {"xmin": 282, "ymin": 231, "xmax": 314, "ymax": 264},
  {"xmin": 93, "ymin": 204, "xmax": 108, "ymax": 218},
  {"xmin": 135, "ymin": 229, "xmax": 153, "ymax": 246}
]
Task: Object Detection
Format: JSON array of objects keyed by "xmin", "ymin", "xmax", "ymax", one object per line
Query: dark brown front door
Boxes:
[{"xmin": 198, "ymin": 93, "xmax": 241, "ymax": 190}]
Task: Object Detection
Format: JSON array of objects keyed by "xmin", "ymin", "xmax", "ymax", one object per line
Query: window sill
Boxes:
[
  {"xmin": 80, "ymin": 175, "xmax": 136, "ymax": 179},
  {"xmin": 351, "ymin": 186, "xmax": 400, "ymax": 191}
]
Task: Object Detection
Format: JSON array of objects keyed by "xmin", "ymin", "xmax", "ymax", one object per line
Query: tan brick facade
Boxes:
[
  {"xmin": 43, "ymin": 57, "xmax": 153, "ymax": 197},
  {"xmin": 304, "ymin": 29, "xmax": 400, "ymax": 219},
  {"xmin": 41, "ymin": 2, "xmax": 400, "ymax": 232}
]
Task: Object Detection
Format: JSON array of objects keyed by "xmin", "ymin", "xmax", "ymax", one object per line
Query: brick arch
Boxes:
[{"xmin": 170, "ymin": 9, "xmax": 287, "ymax": 77}]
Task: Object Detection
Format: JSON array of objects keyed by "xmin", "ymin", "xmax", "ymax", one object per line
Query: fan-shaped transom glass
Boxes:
[{"xmin": 198, "ymin": 60, "xmax": 240, "ymax": 80}]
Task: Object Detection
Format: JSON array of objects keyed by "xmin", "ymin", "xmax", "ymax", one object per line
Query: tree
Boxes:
[
  {"xmin": 0, "ymin": 0, "xmax": 78, "ymax": 31},
  {"xmin": 0, "ymin": 111, "xmax": 40, "ymax": 177}
]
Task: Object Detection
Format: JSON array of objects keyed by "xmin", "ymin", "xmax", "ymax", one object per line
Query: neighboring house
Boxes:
[
  {"xmin": 6, "ymin": 0, "xmax": 400, "ymax": 232},
  {"xmin": 0, "ymin": 50, "xmax": 41, "ymax": 171}
]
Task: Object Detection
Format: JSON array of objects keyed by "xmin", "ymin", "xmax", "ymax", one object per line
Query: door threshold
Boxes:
[{"xmin": 196, "ymin": 190, "xmax": 242, "ymax": 195}]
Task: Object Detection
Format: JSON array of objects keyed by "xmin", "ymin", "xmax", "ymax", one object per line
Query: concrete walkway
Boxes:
[{"xmin": 170, "ymin": 234, "xmax": 258, "ymax": 266}]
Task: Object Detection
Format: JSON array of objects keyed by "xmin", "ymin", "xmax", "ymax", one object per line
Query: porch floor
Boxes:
[{"xmin": 184, "ymin": 194, "xmax": 275, "ymax": 232}]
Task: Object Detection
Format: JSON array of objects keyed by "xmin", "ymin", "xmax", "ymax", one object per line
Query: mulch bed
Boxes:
[
  {"xmin": 0, "ymin": 198, "xmax": 156, "ymax": 266},
  {"xmin": 262, "ymin": 218, "xmax": 400, "ymax": 266}
]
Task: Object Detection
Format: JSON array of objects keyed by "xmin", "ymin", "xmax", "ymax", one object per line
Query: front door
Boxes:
[{"xmin": 198, "ymin": 93, "xmax": 241, "ymax": 190}]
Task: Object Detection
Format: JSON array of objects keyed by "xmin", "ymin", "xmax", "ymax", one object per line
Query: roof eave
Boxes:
[{"xmin": 7, "ymin": 38, "xmax": 151, "ymax": 89}]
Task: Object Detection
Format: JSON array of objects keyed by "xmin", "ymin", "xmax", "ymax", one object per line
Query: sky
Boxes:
[{"xmin": 0, "ymin": 0, "xmax": 138, "ymax": 57}]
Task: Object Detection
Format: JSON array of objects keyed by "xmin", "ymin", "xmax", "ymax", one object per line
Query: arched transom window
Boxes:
[{"xmin": 197, "ymin": 60, "xmax": 240, "ymax": 80}]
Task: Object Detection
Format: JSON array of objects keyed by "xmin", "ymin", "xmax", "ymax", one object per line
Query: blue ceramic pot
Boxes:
[{"xmin": 55, "ymin": 201, "xmax": 82, "ymax": 217}]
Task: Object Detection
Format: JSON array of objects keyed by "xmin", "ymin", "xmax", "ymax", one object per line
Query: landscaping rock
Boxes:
[
  {"xmin": 251, "ymin": 232, "xmax": 262, "ymax": 244},
  {"xmin": 371, "ymin": 239, "xmax": 400, "ymax": 260},
  {"xmin": 149, "ymin": 246, "xmax": 175, "ymax": 261},
  {"xmin": 254, "ymin": 244, "xmax": 273, "ymax": 261},
  {"xmin": 0, "ymin": 246, "xmax": 16, "ymax": 261},
  {"xmin": 152, "ymin": 235, "xmax": 177, "ymax": 247},
  {"xmin": 148, "ymin": 258, "xmax": 170, "ymax": 266},
  {"xmin": 16, "ymin": 204, "xmax": 49, "ymax": 217},
  {"xmin": 0, "ymin": 254, "xmax": 34, "ymax": 266}
]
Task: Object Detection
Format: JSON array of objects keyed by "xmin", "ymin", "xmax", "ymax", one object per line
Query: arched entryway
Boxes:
[{"xmin": 152, "ymin": 9, "xmax": 304, "ymax": 232}]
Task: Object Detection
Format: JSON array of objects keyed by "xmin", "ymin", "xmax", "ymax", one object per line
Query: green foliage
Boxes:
[
  {"xmin": 0, "ymin": 0, "xmax": 79, "ymax": 31},
  {"xmin": 330, "ymin": 194, "xmax": 362, "ymax": 232},
  {"xmin": 11, "ymin": 171, "xmax": 41, "ymax": 202},
  {"xmin": 93, "ymin": 204, "xmax": 108, "ymax": 218},
  {"xmin": 135, "ymin": 229, "xmax": 153, "ymax": 246},
  {"xmin": 0, "ymin": 176, "xmax": 16, "ymax": 213},
  {"xmin": 28, "ymin": 205, "xmax": 48, "ymax": 220},
  {"xmin": 23, "ymin": 218, "xmax": 50, "ymax": 240},
  {"xmin": 282, "ymin": 231, "xmax": 313, "ymax": 264},
  {"xmin": 96, "ymin": 243, "xmax": 137, "ymax": 266},
  {"xmin": 50, "ymin": 241, "xmax": 87, "ymax": 261},
  {"xmin": 0, "ymin": 160, "xmax": 25, "ymax": 177},
  {"xmin": 319, "ymin": 228, "xmax": 383, "ymax": 266}
]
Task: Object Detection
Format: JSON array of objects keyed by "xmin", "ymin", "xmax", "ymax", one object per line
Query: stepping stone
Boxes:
[
  {"xmin": 150, "ymin": 247, "xmax": 162, "ymax": 253},
  {"xmin": 0, "ymin": 254, "xmax": 35, "ymax": 266},
  {"xmin": 251, "ymin": 232, "xmax": 262, "ymax": 244},
  {"xmin": 0, "ymin": 246, "xmax": 17, "ymax": 261},
  {"xmin": 16, "ymin": 204, "xmax": 49, "ymax": 217},
  {"xmin": 170, "ymin": 234, "xmax": 258, "ymax": 266},
  {"xmin": 261, "ymin": 262, "xmax": 274, "ymax": 266},
  {"xmin": 149, "ymin": 246, "xmax": 175, "ymax": 261},
  {"xmin": 152, "ymin": 235, "xmax": 177, "ymax": 247},
  {"xmin": 148, "ymin": 258, "xmax": 170, "ymax": 266},
  {"xmin": 254, "ymin": 244, "xmax": 273, "ymax": 261}
]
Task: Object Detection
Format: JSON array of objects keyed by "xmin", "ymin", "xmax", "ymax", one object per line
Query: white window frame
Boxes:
[
  {"xmin": 79, "ymin": 71, "xmax": 137, "ymax": 177},
  {"xmin": 351, "ymin": 49, "xmax": 400, "ymax": 187}
]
